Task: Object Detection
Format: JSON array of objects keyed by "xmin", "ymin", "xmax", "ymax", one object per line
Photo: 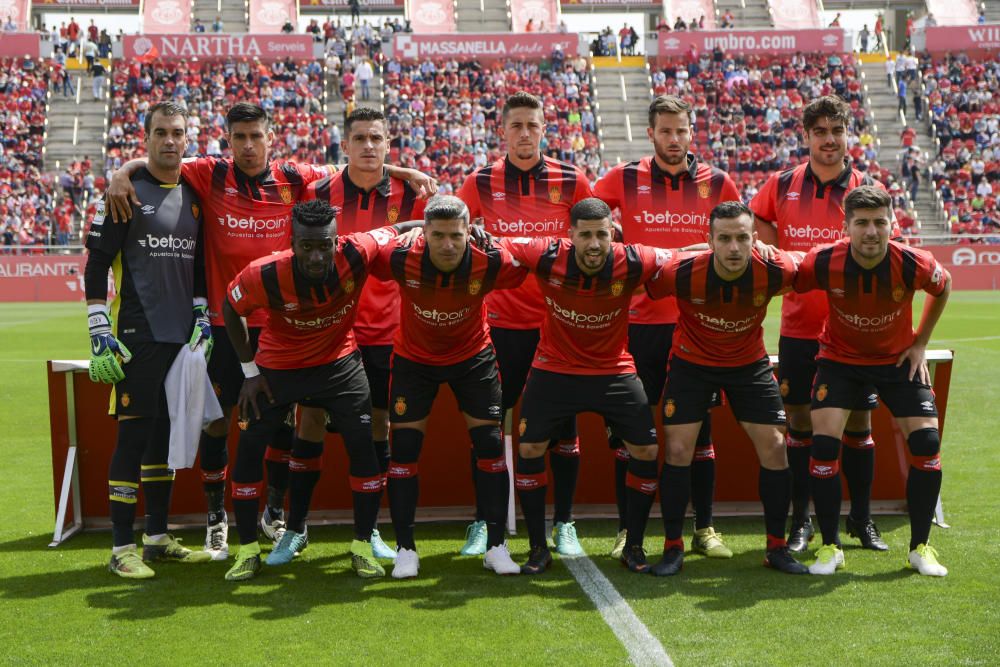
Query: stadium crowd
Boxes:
[
  {"xmin": 106, "ymin": 58, "xmax": 329, "ymax": 177},
  {"xmin": 919, "ymin": 51, "xmax": 1000, "ymax": 241},
  {"xmin": 378, "ymin": 57, "xmax": 602, "ymax": 192}
]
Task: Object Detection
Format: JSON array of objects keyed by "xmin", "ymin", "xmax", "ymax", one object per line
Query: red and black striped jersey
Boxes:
[
  {"xmin": 458, "ymin": 156, "xmax": 593, "ymax": 329},
  {"xmin": 181, "ymin": 157, "xmax": 333, "ymax": 326},
  {"xmin": 594, "ymin": 154, "xmax": 742, "ymax": 325},
  {"xmin": 647, "ymin": 249, "xmax": 797, "ymax": 366},
  {"xmin": 498, "ymin": 237, "xmax": 670, "ymax": 375},
  {"xmin": 794, "ymin": 239, "xmax": 949, "ymax": 365},
  {"xmin": 750, "ymin": 161, "xmax": 883, "ymax": 339},
  {"xmin": 369, "ymin": 236, "xmax": 527, "ymax": 365},
  {"xmin": 304, "ymin": 167, "xmax": 426, "ymax": 346},
  {"xmin": 226, "ymin": 228, "xmax": 396, "ymax": 370}
]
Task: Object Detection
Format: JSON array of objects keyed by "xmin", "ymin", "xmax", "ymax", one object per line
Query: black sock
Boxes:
[
  {"xmin": 346, "ymin": 432, "xmax": 383, "ymax": 541},
  {"xmin": 199, "ymin": 431, "xmax": 228, "ymax": 521},
  {"xmin": 265, "ymin": 486, "xmax": 285, "ymax": 520},
  {"xmin": 810, "ymin": 434, "xmax": 842, "ymax": 546},
  {"xmin": 388, "ymin": 469, "xmax": 419, "ymax": 550},
  {"xmin": 691, "ymin": 451, "xmax": 716, "ymax": 530},
  {"xmin": 264, "ymin": 423, "xmax": 293, "ymax": 515},
  {"xmin": 759, "ymin": 467, "xmax": 792, "ymax": 547},
  {"xmin": 141, "ymin": 465, "xmax": 174, "ymax": 537},
  {"xmin": 613, "ymin": 445, "xmax": 629, "ymax": 532},
  {"xmin": 205, "ymin": 485, "xmax": 226, "ymax": 526},
  {"xmin": 515, "ymin": 455, "xmax": 548, "ymax": 549},
  {"xmin": 108, "ymin": 418, "xmax": 149, "ymax": 547},
  {"xmin": 787, "ymin": 429, "xmax": 813, "ymax": 523},
  {"xmin": 470, "ymin": 425, "xmax": 508, "ymax": 549},
  {"xmin": 660, "ymin": 463, "xmax": 690, "ymax": 542},
  {"xmin": 549, "ymin": 439, "xmax": 579, "ymax": 524},
  {"xmin": 907, "ymin": 466, "xmax": 941, "ymax": 550},
  {"xmin": 374, "ymin": 439, "xmax": 390, "ymax": 475},
  {"xmin": 842, "ymin": 430, "xmax": 874, "ymax": 521},
  {"xmin": 624, "ymin": 458, "xmax": 658, "ymax": 549},
  {"xmin": 233, "ymin": 497, "xmax": 261, "ymax": 545},
  {"xmin": 470, "ymin": 446, "xmax": 486, "ymax": 522},
  {"xmin": 287, "ymin": 437, "xmax": 323, "ymax": 534}
]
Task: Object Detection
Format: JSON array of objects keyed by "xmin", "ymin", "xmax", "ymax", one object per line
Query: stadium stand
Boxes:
[
  {"xmin": 919, "ymin": 52, "xmax": 1000, "ymax": 242},
  {"xmin": 107, "ymin": 58, "xmax": 329, "ymax": 176},
  {"xmin": 379, "ymin": 56, "xmax": 603, "ymax": 192}
]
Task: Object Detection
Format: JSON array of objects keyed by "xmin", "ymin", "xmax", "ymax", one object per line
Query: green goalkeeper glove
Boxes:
[
  {"xmin": 88, "ymin": 304, "xmax": 131, "ymax": 384},
  {"xmin": 188, "ymin": 299, "xmax": 213, "ymax": 360}
]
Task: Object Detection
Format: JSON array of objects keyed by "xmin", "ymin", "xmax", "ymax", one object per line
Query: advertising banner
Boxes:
[
  {"xmin": 658, "ymin": 28, "xmax": 845, "ymax": 57},
  {"xmin": 918, "ymin": 244, "xmax": 1000, "ymax": 290},
  {"xmin": 0, "ymin": 0, "xmax": 29, "ymax": 31},
  {"xmin": 34, "ymin": 0, "xmax": 139, "ymax": 6},
  {"xmin": 249, "ymin": 0, "xmax": 298, "ymax": 34},
  {"xmin": 665, "ymin": 0, "xmax": 716, "ymax": 29},
  {"xmin": 924, "ymin": 25, "xmax": 1000, "ymax": 53},
  {"xmin": 923, "ymin": 0, "xmax": 979, "ymax": 26},
  {"xmin": 0, "ymin": 32, "xmax": 40, "ymax": 58},
  {"xmin": 122, "ymin": 34, "xmax": 315, "ymax": 60},
  {"xmin": 561, "ymin": 0, "xmax": 660, "ymax": 5},
  {"xmin": 392, "ymin": 32, "xmax": 578, "ymax": 60},
  {"xmin": 768, "ymin": 0, "xmax": 820, "ymax": 30},
  {"xmin": 510, "ymin": 0, "xmax": 559, "ymax": 33},
  {"xmin": 142, "ymin": 0, "xmax": 192, "ymax": 34},
  {"xmin": 300, "ymin": 0, "xmax": 404, "ymax": 7},
  {"xmin": 0, "ymin": 256, "xmax": 87, "ymax": 302},
  {"xmin": 408, "ymin": 0, "xmax": 456, "ymax": 34}
]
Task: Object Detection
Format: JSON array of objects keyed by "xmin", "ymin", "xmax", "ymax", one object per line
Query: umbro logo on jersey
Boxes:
[
  {"xmin": 406, "ymin": 279, "xmax": 421, "ymax": 288},
  {"xmin": 637, "ymin": 185, "xmax": 651, "ymax": 193},
  {"xmin": 691, "ymin": 298, "xmax": 705, "ymax": 305},
  {"xmin": 225, "ymin": 187, "xmax": 239, "ymax": 195},
  {"xmin": 140, "ymin": 204, "xmax": 156, "ymax": 215},
  {"xmin": 787, "ymin": 192, "xmax": 800, "ymax": 200},
  {"xmin": 830, "ymin": 288, "xmax": 845, "ymax": 297},
  {"xmin": 492, "ymin": 192, "xmax": 505, "ymax": 200},
  {"xmin": 283, "ymin": 303, "xmax": 298, "ymax": 311}
]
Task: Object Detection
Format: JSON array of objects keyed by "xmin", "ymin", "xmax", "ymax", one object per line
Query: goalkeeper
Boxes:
[{"xmin": 84, "ymin": 101, "xmax": 214, "ymax": 579}]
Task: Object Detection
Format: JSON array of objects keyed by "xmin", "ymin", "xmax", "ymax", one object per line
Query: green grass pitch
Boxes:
[{"xmin": 1, "ymin": 295, "xmax": 998, "ymax": 665}]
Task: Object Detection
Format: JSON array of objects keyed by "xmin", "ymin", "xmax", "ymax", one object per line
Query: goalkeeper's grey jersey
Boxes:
[{"xmin": 86, "ymin": 168, "xmax": 204, "ymax": 344}]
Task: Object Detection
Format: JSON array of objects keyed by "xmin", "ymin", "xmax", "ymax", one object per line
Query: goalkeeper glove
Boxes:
[
  {"xmin": 88, "ymin": 304, "xmax": 131, "ymax": 384},
  {"xmin": 188, "ymin": 298, "xmax": 213, "ymax": 360}
]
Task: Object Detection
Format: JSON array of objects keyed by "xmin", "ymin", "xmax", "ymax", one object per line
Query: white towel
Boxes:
[{"xmin": 165, "ymin": 345, "xmax": 224, "ymax": 470}]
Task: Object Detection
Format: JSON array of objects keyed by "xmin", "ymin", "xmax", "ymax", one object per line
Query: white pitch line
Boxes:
[
  {"xmin": 931, "ymin": 335, "xmax": 1000, "ymax": 343},
  {"xmin": 563, "ymin": 554, "xmax": 673, "ymax": 667}
]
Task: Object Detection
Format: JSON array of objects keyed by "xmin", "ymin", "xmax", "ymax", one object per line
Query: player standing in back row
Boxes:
[
  {"xmin": 458, "ymin": 91, "xmax": 594, "ymax": 557},
  {"xmin": 751, "ymin": 96, "xmax": 888, "ymax": 553},
  {"xmin": 594, "ymin": 95, "xmax": 742, "ymax": 560}
]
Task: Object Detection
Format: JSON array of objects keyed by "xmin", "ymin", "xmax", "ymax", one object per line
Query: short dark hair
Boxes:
[
  {"xmin": 844, "ymin": 185, "xmax": 891, "ymax": 222},
  {"xmin": 292, "ymin": 199, "xmax": 337, "ymax": 231},
  {"xmin": 648, "ymin": 95, "xmax": 691, "ymax": 129},
  {"xmin": 424, "ymin": 195, "xmax": 469, "ymax": 225},
  {"xmin": 709, "ymin": 200, "xmax": 753, "ymax": 234},
  {"xmin": 344, "ymin": 106, "xmax": 386, "ymax": 136},
  {"xmin": 570, "ymin": 197, "xmax": 612, "ymax": 226},
  {"xmin": 802, "ymin": 95, "xmax": 851, "ymax": 133},
  {"xmin": 502, "ymin": 91, "xmax": 543, "ymax": 122},
  {"xmin": 144, "ymin": 101, "xmax": 188, "ymax": 136},
  {"xmin": 225, "ymin": 102, "xmax": 269, "ymax": 131}
]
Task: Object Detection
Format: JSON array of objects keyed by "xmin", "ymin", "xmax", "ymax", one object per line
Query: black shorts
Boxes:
[
  {"xmin": 389, "ymin": 347, "xmax": 503, "ymax": 424},
  {"xmin": 360, "ymin": 344, "xmax": 392, "ymax": 410},
  {"xmin": 490, "ymin": 326, "xmax": 540, "ymax": 412},
  {"xmin": 812, "ymin": 359, "xmax": 938, "ymax": 418},
  {"xmin": 628, "ymin": 323, "xmax": 674, "ymax": 405},
  {"xmin": 253, "ymin": 350, "xmax": 373, "ymax": 440},
  {"xmin": 111, "ymin": 340, "xmax": 182, "ymax": 418},
  {"xmin": 778, "ymin": 336, "xmax": 878, "ymax": 411},
  {"xmin": 663, "ymin": 356, "xmax": 786, "ymax": 426},
  {"xmin": 519, "ymin": 369, "xmax": 657, "ymax": 446},
  {"xmin": 208, "ymin": 325, "xmax": 261, "ymax": 408}
]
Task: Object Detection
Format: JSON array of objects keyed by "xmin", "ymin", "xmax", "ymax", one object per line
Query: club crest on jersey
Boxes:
[
  {"xmin": 892, "ymin": 285, "xmax": 904, "ymax": 302},
  {"xmin": 697, "ymin": 181, "xmax": 711, "ymax": 199},
  {"xmin": 815, "ymin": 384, "xmax": 828, "ymax": 402},
  {"xmin": 519, "ymin": 418, "xmax": 527, "ymax": 436},
  {"xmin": 780, "ymin": 379, "xmax": 790, "ymax": 398},
  {"xmin": 468, "ymin": 279, "xmax": 482, "ymax": 295},
  {"xmin": 611, "ymin": 280, "xmax": 625, "ymax": 297},
  {"xmin": 549, "ymin": 187, "xmax": 561, "ymax": 204},
  {"xmin": 279, "ymin": 185, "xmax": 293, "ymax": 205},
  {"xmin": 754, "ymin": 292, "xmax": 766, "ymax": 307},
  {"xmin": 343, "ymin": 277, "xmax": 355, "ymax": 294},
  {"xmin": 191, "ymin": 203, "xmax": 200, "ymax": 219},
  {"xmin": 394, "ymin": 396, "xmax": 407, "ymax": 416},
  {"xmin": 387, "ymin": 205, "xmax": 400, "ymax": 224},
  {"xmin": 212, "ymin": 382, "xmax": 222, "ymax": 398},
  {"xmin": 120, "ymin": 393, "xmax": 130, "ymax": 408},
  {"xmin": 664, "ymin": 399, "xmax": 676, "ymax": 419}
]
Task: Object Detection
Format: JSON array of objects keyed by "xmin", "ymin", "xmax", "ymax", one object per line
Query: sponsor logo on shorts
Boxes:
[
  {"xmin": 120, "ymin": 393, "xmax": 130, "ymax": 407},
  {"xmin": 518, "ymin": 418, "xmax": 527, "ymax": 436},
  {"xmin": 394, "ymin": 396, "xmax": 407, "ymax": 416},
  {"xmin": 664, "ymin": 399, "xmax": 676, "ymax": 418},
  {"xmin": 815, "ymin": 384, "xmax": 828, "ymax": 402}
]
